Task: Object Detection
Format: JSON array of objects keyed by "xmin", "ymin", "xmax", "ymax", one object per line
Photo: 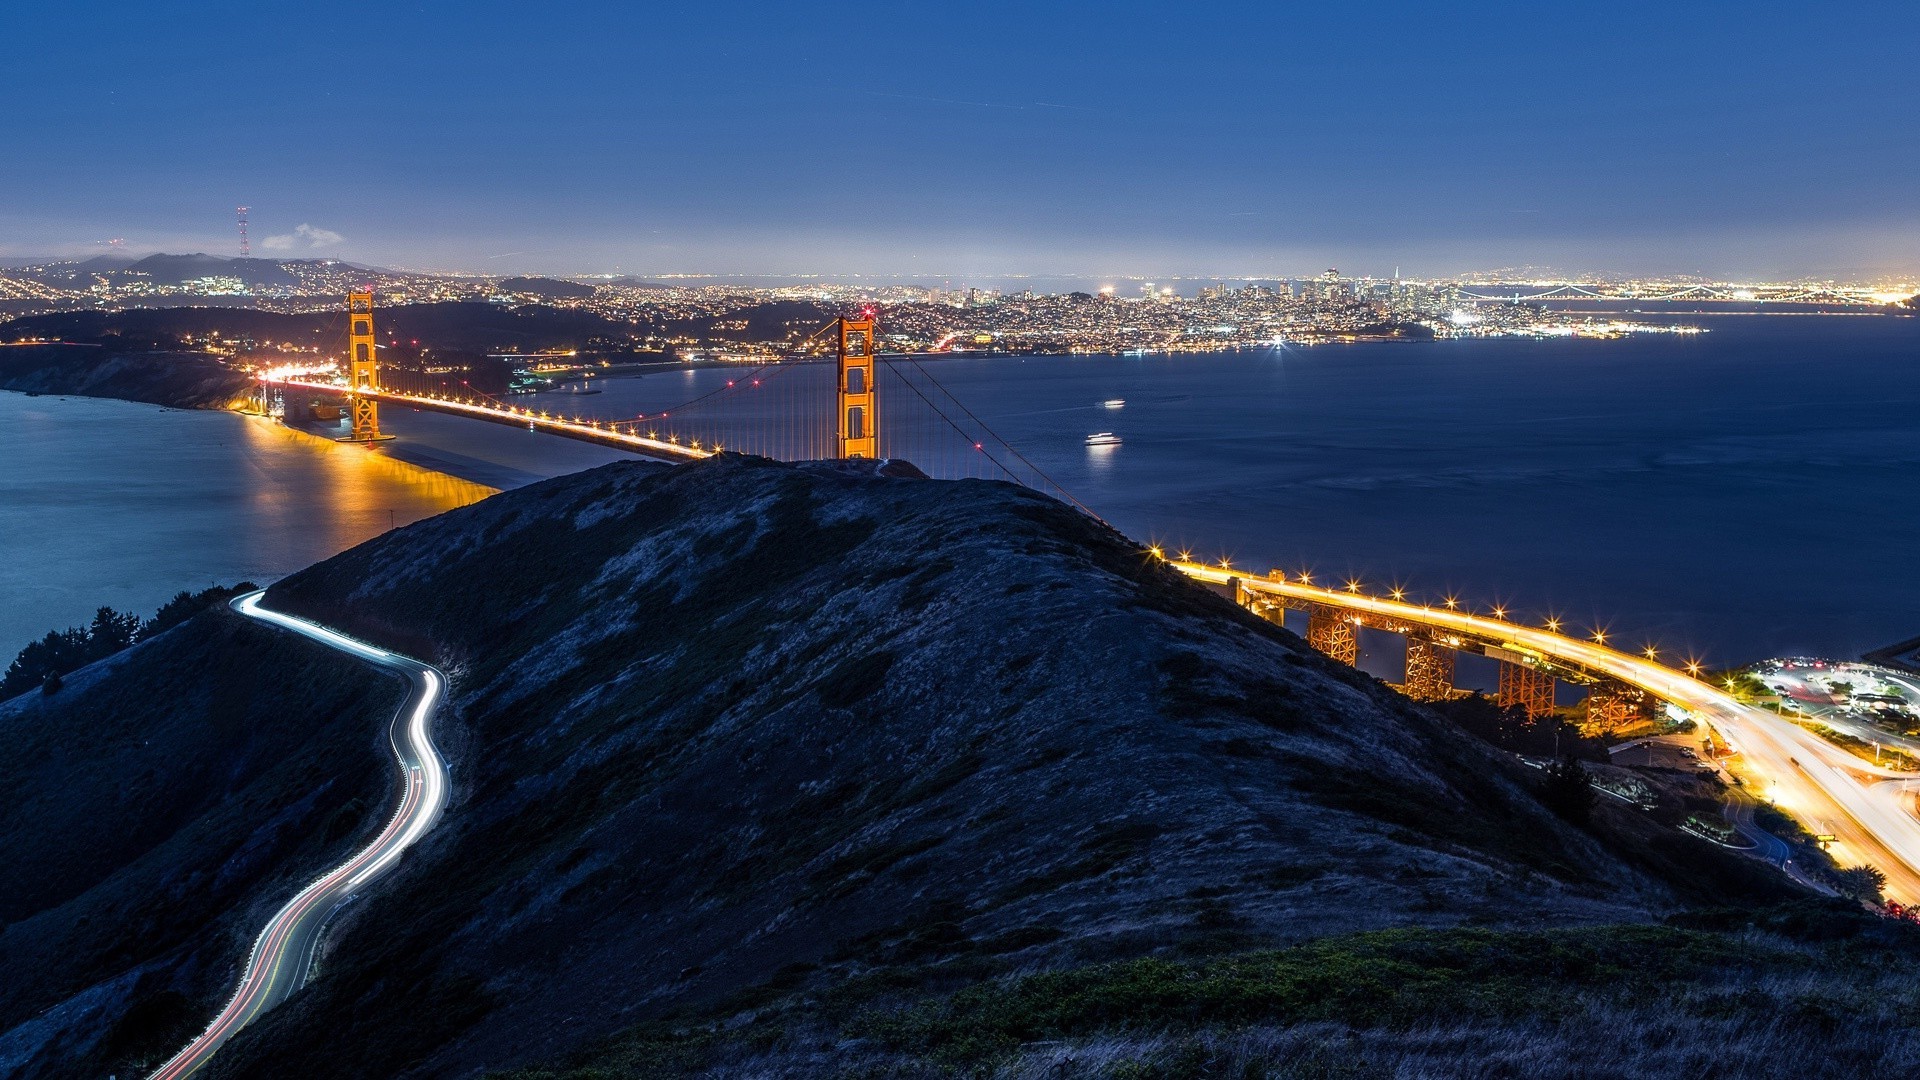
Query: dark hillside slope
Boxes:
[
  {"xmin": 186, "ymin": 455, "xmax": 1668, "ymax": 1077},
  {"xmin": 1, "ymin": 302, "xmax": 640, "ymax": 355},
  {"xmin": 0, "ymin": 345, "xmax": 253, "ymax": 408},
  {"xmin": 0, "ymin": 614, "xmax": 403, "ymax": 1077}
]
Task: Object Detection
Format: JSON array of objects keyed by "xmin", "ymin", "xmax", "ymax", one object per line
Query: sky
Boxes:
[{"xmin": 3, "ymin": 1, "xmax": 1916, "ymax": 281}]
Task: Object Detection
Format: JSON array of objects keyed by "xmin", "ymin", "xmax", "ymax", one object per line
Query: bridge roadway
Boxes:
[
  {"xmin": 268, "ymin": 377, "xmax": 712, "ymax": 463},
  {"xmin": 1172, "ymin": 559, "xmax": 1920, "ymax": 904}
]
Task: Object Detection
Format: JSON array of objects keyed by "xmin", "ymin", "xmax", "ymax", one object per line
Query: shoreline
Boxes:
[
  {"xmin": 0, "ymin": 390, "xmax": 499, "ymax": 661},
  {"xmin": 5, "ymin": 386, "xmax": 507, "ymax": 498}
]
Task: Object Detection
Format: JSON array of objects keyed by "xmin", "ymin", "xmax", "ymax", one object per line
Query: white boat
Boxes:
[
  {"xmin": 1103, "ymin": 398, "xmax": 1126, "ymax": 408},
  {"xmin": 1085, "ymin": 432, "xmax": 1122, "ymax": 447}
]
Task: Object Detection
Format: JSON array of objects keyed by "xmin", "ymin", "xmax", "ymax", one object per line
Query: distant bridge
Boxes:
[{"xmin": 1458, "ymin": 283, "xmax": 1899, "ymax": 305}]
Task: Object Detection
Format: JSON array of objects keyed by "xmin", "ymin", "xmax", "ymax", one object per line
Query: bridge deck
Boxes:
[{"xmin": 268, "ymin": 379, "xmax": 712, "ymax": 464}]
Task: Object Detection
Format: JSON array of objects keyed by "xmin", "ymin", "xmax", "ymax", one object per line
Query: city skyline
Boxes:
[{"xmin": 5, "ymin": 2, "xmax": 1917, "ymax": 279}]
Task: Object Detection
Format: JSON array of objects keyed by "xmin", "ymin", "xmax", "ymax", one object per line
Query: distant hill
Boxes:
[
  {"xmin": 118, "ymin": 253, "xmax": 300, "ymax": 288},
  {"xmin": 497, "ymin": 276, "xmax": 595, "ymax": 299},
  {"xmin": 0, "ymin": 345, "xmax": 253, "ymax": 408},
  {"xmin": 0, "ymin": 301, "xmax": 647, "ymax": 356},
  {"xmin": 67, "ymin": 253, "xmax": 143, "ymax": 273}
]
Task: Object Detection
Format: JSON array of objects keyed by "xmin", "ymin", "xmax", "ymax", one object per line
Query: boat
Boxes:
[
  {"xmin": 1085, "ymin": 432, "xmax": 1122, "ymax": 447},
  {"xmin": 1103, "ymin": 398, "xmax": 1126, "ymax": 409}
]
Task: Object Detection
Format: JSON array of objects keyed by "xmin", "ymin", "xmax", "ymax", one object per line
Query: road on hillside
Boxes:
[
  {"xmin": 148, "ymin": 591, "xmax": 449, "ymax": 1080},
  {"xmin": 1173, "ymin": 561, "xmax": 1920, "ymax": 904}
]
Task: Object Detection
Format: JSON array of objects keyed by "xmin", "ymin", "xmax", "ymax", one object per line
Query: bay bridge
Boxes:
[
  {"xmin": 261, "ymin": 292, "xmax": 1920, "ymax": 903},
  {"xmin": 1456, "ymin": 282, "xmax": 1896, "ymax": 304}
]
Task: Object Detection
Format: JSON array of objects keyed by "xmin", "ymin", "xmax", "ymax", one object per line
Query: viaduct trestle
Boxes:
[{"xmin": 1222, "ymin": 568, "xmax": 1660, "ymax": 728}]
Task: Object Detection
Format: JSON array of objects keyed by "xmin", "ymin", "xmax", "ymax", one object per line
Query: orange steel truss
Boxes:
[
  {"xmin": 1498, "ymin": 661, "xmax": 1556, "ymax": 719},
  {"xmin": 1306, "ymin": 604, "xmax": 1358, "ymax": 666},
  {"xmin": 1403, "ymin": 634, "xmax": 1456, "ymax": 700},
  {"xmin": 1585, "ymin": 681, "xmax": 1653, "ymax": 733}
]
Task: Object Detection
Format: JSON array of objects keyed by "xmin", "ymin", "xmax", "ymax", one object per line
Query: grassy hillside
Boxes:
[
  {"xmin": 499, "ymin": 909, "xmax": 1920, "ymax": 1078},
  {"xmin": 176, "ymin": 454, "xmax": 1667, "ymax": 1077},
  {"xmin": 0, "ymin": 454, "xmax": 1862, "ymax": 1079}
]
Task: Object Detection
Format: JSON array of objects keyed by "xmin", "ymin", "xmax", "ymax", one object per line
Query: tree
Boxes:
[
  {"xmin": 1834, "ymin": 865, "xmax": 1888, "ymax": 904},
  {"xmin": 41, "ymin": 670, "xmax": 62, "ymax": 695},
  {"xmin": 140, "ymin": 582, "xmax": 256, "ymax": 641},
  {"xmin": 1540, "ymin": 755, "xmax": 1596, "ymax": 826},
  {"xmin": 2, "ymin": 628, "xmax": 89, "ymax": 698},
  {"xmin": 85, "ymin": 606, "xmax": 141, "ymax": 658},
  {"xmin": 0, "ymin": 583, "xmax": 256, "ymax": 702}
]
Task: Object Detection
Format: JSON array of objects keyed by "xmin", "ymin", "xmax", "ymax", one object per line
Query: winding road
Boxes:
[{"xmin": 148, "ymin": 591, "xmax": 449, "ymax": 1080}]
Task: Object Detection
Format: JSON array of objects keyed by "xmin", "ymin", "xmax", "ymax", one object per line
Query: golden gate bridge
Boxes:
[{"xmin": 260, "ymin": 295, "xmax": 1093, "ymax": 511}]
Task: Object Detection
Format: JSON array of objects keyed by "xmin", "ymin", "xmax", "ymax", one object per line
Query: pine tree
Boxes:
[{"xmin": 1540, "ymin": 755, "xmax": 1596, "ymax": 826}]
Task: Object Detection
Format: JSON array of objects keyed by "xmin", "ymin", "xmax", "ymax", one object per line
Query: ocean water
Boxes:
[
  {"xmin": 501, "ymin": 313, "xmax": 1920, "ymax": 667},
  {"xmin": 5, "ymin": 313, "xmax": 1916, "ymax": 671},
  {"xmin": 0, "ymin": 394, "xmax": 493, "ymax": 655}
]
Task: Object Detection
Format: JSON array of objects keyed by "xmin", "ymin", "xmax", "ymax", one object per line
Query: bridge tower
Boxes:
[
  {"xmin": 1403, "ymin": 634, "xmax": 1455, "ymax": 700},
  {"xmin": 838, "ymin": 316, "xmax": 877, "ymax": 459},
  {"xmin": 1305, "ymin": 604, "xmax": 1358, "ymax": 666},
  {"xmin": 344, "ymin": 291, "xmax": 387, "ymax": 442},
  {"xmin": 1497, "ymin": 662, "xmax": 1556, "ymax": 720}
]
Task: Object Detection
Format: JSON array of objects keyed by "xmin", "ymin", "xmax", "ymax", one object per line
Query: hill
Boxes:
[
  {"xmin": 1, "ymin": 301, "xmax": 643, "ymax": 356},
  {"xmin": 498, "ymin": 276, "xmax": 597, "ymax": 299},
  {"xmin": 1, "ymin": 455, "xmax": 1893, "ymax": 1079},
  {"xmin": 0, "ymin": 345, "xmax": 254, "ymax": 408},
  {"xmin": 119, "ymin": 254, "xmax": 300, "ymax": 289}
]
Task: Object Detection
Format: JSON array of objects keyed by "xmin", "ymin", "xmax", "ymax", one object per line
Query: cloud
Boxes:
[{"xmin": 260, "ymin": 223, "xmax": 344, "ymax": 251}]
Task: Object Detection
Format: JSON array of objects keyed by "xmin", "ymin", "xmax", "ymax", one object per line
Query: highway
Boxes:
[
  {"xmin": 1171, "ymin": 559, "xmax": 1920, "ymax": 904},
  {"xmin": 148, "ymin": 591, "xmax": 449, "ymax": 1080}
]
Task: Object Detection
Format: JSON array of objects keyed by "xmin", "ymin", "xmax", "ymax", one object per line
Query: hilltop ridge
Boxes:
[{"xmin": 3, "ymin": 455, "xmax": 1887, "ymax": 1080}]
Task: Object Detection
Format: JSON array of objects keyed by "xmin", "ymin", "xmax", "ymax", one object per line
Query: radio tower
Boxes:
[{"xmin": 236, "ymin": 206, "xmax": 250, "ymax": 259}]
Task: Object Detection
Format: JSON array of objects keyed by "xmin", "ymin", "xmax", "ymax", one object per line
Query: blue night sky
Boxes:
[{"xmin": 3, "ymin": 1, "xmax": 1915, "ymax": 279}]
